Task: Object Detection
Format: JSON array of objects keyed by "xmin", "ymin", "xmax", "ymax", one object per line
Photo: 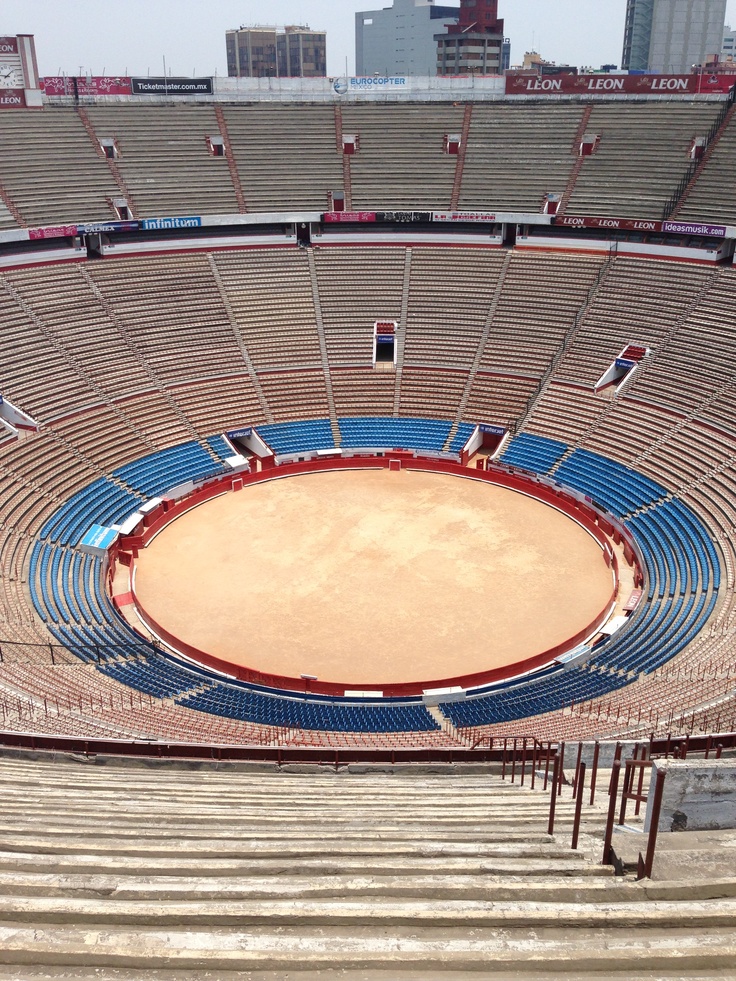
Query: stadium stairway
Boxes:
[{"xmin": 0, "ymin": 755, "xmax": 735, "ymax": 978}]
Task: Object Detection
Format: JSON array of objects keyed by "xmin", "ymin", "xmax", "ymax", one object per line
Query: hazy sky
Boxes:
[{"xmin": 3, "ymin": 0, "xmax": 736, "ymax": 77}]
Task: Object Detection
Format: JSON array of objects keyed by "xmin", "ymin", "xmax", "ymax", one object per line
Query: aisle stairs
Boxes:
[{"xmin": 0, "ymin": 754, "xmax": 734, "ymax": 978}]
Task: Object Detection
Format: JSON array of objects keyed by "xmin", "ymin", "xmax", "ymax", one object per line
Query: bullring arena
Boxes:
[
  {"xmin": 132, "ymin": 467, "xmax": 616, "ymax": 687},
  {"xmin": 1, "ymin": 54, "xmax": 736, "ymax": 977}
]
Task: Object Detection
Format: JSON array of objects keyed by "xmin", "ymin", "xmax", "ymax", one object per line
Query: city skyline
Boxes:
[{"xmin": 3, "ymin": 0, "xmax": 736, "ymax": 78}]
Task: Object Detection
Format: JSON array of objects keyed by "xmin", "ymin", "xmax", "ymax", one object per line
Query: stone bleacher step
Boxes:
[
  {"xmin": 0, "ymin": 785, "xmax": 554, "ymax": 802},
  {"xmin": 0, "ymin": 835, "xmax": 584, "ymax": 859},
  {"xmin": 0, "ymin": 833, "xmax": 594, "ymax": 860},
  {"xmin": 0, "ymin": 775, "xmax": 564, "ymax": 793},
  {"xmin": 1, "ymin": 798, "xmax": 560, "ymax": 816},
  {"xmin": 3, "ymin": 788, "xmax": 556, "ymax": 808},
  {"xmin": 0, "ymin": 924, "xmax": 734, "ymax": 974},
  {"xmin": 0, "ymin": 805, "xmax": 573, "ymax": 825},
  {"xmin": 0, "ymin": 824, "xmax": 561, "ymax": 843},
  {"xmin": 0, "ymin": 871, "xmax": 637, "ymax": 903},
  {"xmin": 0, "ymin": 778, "xmax": 516, "ymax": 798},
  {"xmin": 0, "ymin": 971, "xmax": 729, "ymax": 981},
  {"xmin": 3, "ymin": 896, "xmax": 736, "ymax": 929},
  {"xmin": 0, "ymin": 850, "xmax": 612, "ymax": 879}
]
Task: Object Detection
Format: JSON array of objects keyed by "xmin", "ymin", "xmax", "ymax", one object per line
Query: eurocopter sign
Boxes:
[{"xmin": 333, "ymin": 76, "xmax": 408, "ymax": 95}]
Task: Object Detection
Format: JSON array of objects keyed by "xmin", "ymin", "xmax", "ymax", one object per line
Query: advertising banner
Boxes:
[
  {"xmin": 324, "ymin": 212, "xmax": 377, "ymax": 223},
  {"xmin": 76, "ymin": 220, "xmax": 139, "ymax": 235},
  {"xmin": 0, "ymin": 89, "xmax": 25, "ymax": 109},
  {"xmin": 131, "ymin": 77, "xmax": 213, "ymax": 96},
  {"xmin": 140, "ymin": 216, "xmax": 202, "ymax": 231},
  {"xmin": 42, "ymin": 76, "xmax": 132, "ymax": 97},
  {"xmin": 376, "ymin": 211, "xmax": 431, "ymax": 222},
  {"xmin": 662, "ymin": 219, "xmax": 727, "ymax": 238},
  {"xmin": 28, "ymin": 225, "xmax": 77, "ymax": 241},
  {"xmin": 324, "ymin": 211, "xmax": 432, "ymax": 223},
  {"xmin": 434, "ymin": 211, "xmax": 500, "ymax": 223},
  {"xmin": 506, "ymin": 72, "xmax": 735, "ymax": 97},
  {"xmin": 334, "ymin": 76, "xmax": 408, "ymax": 95},
  {"xmin": 554, "ymin": 214, "xmax": 727, "ymax": 237}
]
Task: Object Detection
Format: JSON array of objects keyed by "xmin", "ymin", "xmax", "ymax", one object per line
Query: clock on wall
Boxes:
[{"xmin": 0, "ymin": 64, "xmax": 23, "ymax": 88}]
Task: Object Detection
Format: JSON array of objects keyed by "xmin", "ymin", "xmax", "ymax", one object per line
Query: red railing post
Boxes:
[
  {"xmin": 548, "ymin": 754, "xmax": 560, "ymax": 836},
  {"xmin": 589, "ymin": 740, "xmax": 600, "ymax": 806},
  {"xmin": 543, "ymin": 742, "xmax": 552, "ymax": 790},
  {"xmin": 571, "ymin": 761, "xmax": 587, "ymax": 850},
  {"xmin": 637, "ymin": 770, "xmax": 666, "ymax": 880},
  {"xmin": 530, "ymin": 739, "xmax": 537, "ymax": 790},
  {"xmin": 602, "ymin": 759, "xmax": 622, "ymax": 866},
  {"xmin": 558, "ymin": 740, "xmax": 566, "ymax": 796},
  {"xmin": 572, "ymin": 741, "xmax": 583, "ymax": 799},
  {"xmin": 520, "ymin": 737, "xmax": 528, "ymax": 786},
  {"xmin": 511, "ymin": 738, "xmax": 517, "ymax": 783},
  {"xmin": 635, "ymin": 747, "xmax": 648, "ymax": 817},
  {"xmin": 619, "ymin": 754, "xmax": 637, "ymax": 826},
  {"xmin": 608, "ymin": 741, "xmax": 622, "ymax": 795}
]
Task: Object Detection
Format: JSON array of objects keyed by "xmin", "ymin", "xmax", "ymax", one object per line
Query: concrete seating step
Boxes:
[
  {"xmin": 0, "ymin": 871, "xmax": 643, "ymax": 902},
  {"xmin": 0, "ymin": 754, "xmax": 729, "ymax": 976},
  {"xmin": 0, "ymin": 822, "xmax": 592, "ymax": 853},
  {"xmin": 0, "ymin": 850, "xmax": 613, "ymax": 878},
  {"xmin": 0, "ymin": 924, "xmax": 734, "ymax": 973},
  {"xmin": 3, "ymin": 895, "xmax": 736, "ymax": 928},
  {"xmin": 0, "ymin": 832, "xmax": 585, "ymax": 857},
  {"xmin": 0, "ymin": 971, "xmax": 731, "ymax": 981},
  {"xmin": 0, "ymin": 823, "xmax": 565, "ymax": 841}
]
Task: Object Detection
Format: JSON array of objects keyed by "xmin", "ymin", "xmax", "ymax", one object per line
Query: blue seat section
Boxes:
[
  {"xmin": 28, "ymin": 430, "xmax": 722, "ymax": 731},
  {"xmin": 178, "ymin": 685, "xmax": 440, "ymax": 732},
  {"xmin": 207, "ymin": 434, "xmax": 235, "ymax": 461},
  {"xmin": 448, "ymin": 423, "xmax": 477, "ymax": 454},
  {"xmin": 100, "ymin": 656, "xmax": 206, "ymax": 699},
  {"xmin": 441, "ymin": 667, "xmax": 631, "ymax": 728},
  {"xmin": 499, "ymin": 433, "xmax": 567, "ymax": 474},
  {"xmin": 555, "ymin": 449, "xmax": 667, "ymax": 518},
  {"xmin": 39, "ymin": 477, "xmax": 140, "ymax": 547},
  {"xmin": 29, "ymin": 541, "xmax": 156, "ymax": 660},
  {"xmin": 663, "ymin": 499, "xmax": 721, "ymax": 591},
  {"xmin": 440, "ymin": 487, "xmax": 721, "ymax": 726},
  {"xmin": 339, "ymin": 417, "xmax": 452, "ymax": 451},
  {"xmin": 112, "ymin": 441, "xmax": 225, "ymax": 498},
  {"xmin": 254, "ymin": 419, "xmax": 334, "ymax": 455}
]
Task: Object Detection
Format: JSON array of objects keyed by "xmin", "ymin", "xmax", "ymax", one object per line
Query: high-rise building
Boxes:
[
  {"xmin": 226, "ymin": 25, "xmax": 326, "ymax": 78},
  {"xmin": 355, "ymin": 0, "xmax": 460, "ymax": 76},
  {"xmin": 621, "ymin": 0, "xmax": 727, "ymax": 73},
  {"xmin": 722, "ymin": 23, "xmax": 736, "ymax": 59},
  {"xmin": 435, "ymin": 0, "xmax": 505, "ymax": 75}
]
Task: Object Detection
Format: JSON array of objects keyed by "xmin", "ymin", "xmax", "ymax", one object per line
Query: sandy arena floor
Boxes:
[{"xmin": 133, "ymin": 469, "xmax": 614, "ymax": 686}]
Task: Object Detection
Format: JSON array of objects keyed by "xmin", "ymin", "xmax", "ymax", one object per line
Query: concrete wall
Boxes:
[
  {"xmin": 645, "ymin": 760, "xmax": 736, "ymax": 832},
  {"xmin": 560, "ymin": 740, "xmax": 646, "ymax": 771}
]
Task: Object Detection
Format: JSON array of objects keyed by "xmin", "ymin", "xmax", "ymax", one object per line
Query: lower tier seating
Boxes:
[{"xmin": 24, "ymin": 419, "xmax": 722, "ymax": 737}]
